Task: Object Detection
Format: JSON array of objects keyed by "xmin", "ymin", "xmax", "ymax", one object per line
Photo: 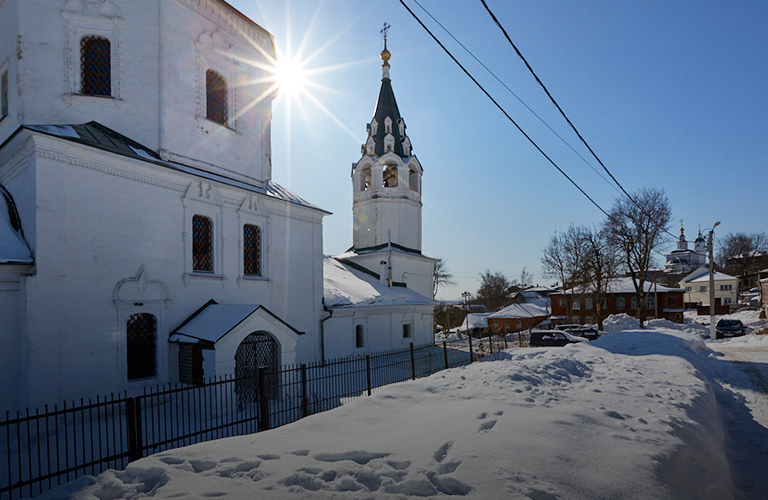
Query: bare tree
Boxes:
[
  {"xmin": 519, "ymin": 267, "xmax": 533, "ymax": 288},
  {"xmin": 580, "ymin": 225, "xmax": 621, "ymax": 331},
  {"xmin": 477, "ymin": 270, "xmax": 515, "ymax": 311},
  {"xmin": 540, "ymin": 225, "xmax": 587, "ymax": 322},
  {"xmin": 432, "ymin": 258, "xmax": 456, "ymax": 299},
  {"xmin": 716, "ymin": 232, "xmax": 768, "ymax": 280},
  {"xmin": 604, "ymin": 187, "xmax": 672, "ymax": 328}
]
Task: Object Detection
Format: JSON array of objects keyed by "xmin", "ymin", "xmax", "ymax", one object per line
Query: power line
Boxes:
[
  {"xmin": 410, "ymin": 0, "xmax": 621, "ymax": 196},
  {"xmin": 397, "ymin": 0, "xmax": 609, "ymax": 217},
  {"xmin": 479, "ymin": 0, "xmax": 680, "ymax": 243}
]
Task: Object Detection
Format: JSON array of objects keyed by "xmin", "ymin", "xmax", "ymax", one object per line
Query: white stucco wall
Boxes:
[
  {"xmin": 323, "ymin": 305, "xmax": 434, "ymax": 360},
  {"xmin": 5, "ymin": 0, "xmax": 274, "ymax": 183},
  {"xmin": 1, "ymin": 132, "xmax": 324, "ymax": 412}
]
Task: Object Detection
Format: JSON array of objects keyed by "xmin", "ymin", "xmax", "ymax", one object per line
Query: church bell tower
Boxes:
[
  {"xmin": 351, "ymin": 34, "xmax": 423, "ymax": 253},
  {"xmin": 343, "ymin": 31, "xmax": 436, "ymax": 299}
]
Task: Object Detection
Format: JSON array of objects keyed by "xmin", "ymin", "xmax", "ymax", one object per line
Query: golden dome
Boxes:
[{"xmin": 381, "ymin": 40, "xmax": 391, "ymax": 65}]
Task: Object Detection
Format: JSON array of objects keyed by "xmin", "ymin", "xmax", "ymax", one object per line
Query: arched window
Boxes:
[
  {"xmin": 206, "ymin": 69, "xmax": 228, "ymax": 125},
  {"xmin": 382, "ymin": 164, "xmax": 398, "ymax": 188},
  {"xmin": 355, "ymin": 325, "xmax": 364, "ymax": 348},
  {"xmin": 409, "ymin": 167, "xmax": 419, "ymax": 192},
  {"xmin": 360, "ymin": 166, "xmax": 371, "ymax": 191},
  {"xmin": 127, "ymin": 313, "xmax": 157, "ymax": 380},
  {"xmin": 80, "ymin": 36, "xmax": 111, "ymax": 96},
  {"xmin": 243, "ymin": 224, "xmax": 261, "ymax": 276},
  {"xmin": 193, "ymin": 215, "xmax": 213, "ymax": 272}
]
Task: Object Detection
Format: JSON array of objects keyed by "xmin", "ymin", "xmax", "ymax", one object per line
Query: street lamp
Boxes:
[{"xmin": 708, "ymin": 222, "xmax": 721, "ymax": 340}]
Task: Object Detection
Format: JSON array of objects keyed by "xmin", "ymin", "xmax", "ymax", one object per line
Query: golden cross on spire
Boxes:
[{"xmin": 381, "ymin": 22, "xmax": 391, "ymax": 42}]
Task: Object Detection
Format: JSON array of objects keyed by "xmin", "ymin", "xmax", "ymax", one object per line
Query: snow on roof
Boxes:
[
  {"xmin": 681, "ymin": 268, "xmax": 737, "ymax": 284},
  {"xmin": 554, "ymin": 277, "xmax": 684, "ymax": 295},
  {"xmin": 459, "ymin": 313, "xmax": 492, "ymax": 330},
  {"xmin": 323, "ymin": 257, "xmax": 434, "ymax": 308},
  {"xmin": 488, "ymin": 303, "xmax": 549, "ymax": 320},
  {"xmin": 0, "ymin": 186, "xmax": 32, "ymax": 265},
  {"xmin": 172, "ymin": 304, "xmax": 262, "ymax": 344}
]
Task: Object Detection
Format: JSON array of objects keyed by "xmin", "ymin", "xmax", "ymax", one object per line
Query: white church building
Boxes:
[{"xmin": 0, "ymin": 0, "xmax": 435, "ymax": 413}]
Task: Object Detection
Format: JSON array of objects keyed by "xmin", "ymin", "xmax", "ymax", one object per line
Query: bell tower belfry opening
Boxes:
[{"xmin": 343, "ymin": 28, "xmax": 436, "ymax": 298}]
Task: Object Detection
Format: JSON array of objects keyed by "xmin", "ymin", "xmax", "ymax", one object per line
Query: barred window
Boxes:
[
  {"xmin": 206, "ymin": 69, "xmax": 227, "ymax": 125},
  {"xmin": 127, "ymin": 313, "xmax": 157, "ymax": 380},
  {"xmin": 355, "ymin": 325, "xmax": 364, "ymax": 348},
  {"xmin": 80, "ymin": 36, "xmax": 111, "ymax": 96},
  {"xmin": 192, "ymin": 215, "xmax": 213, "ymax": 272},
  {"xmin": 243, "ymin": 224, "xmax": 261, "ymax": 276}
]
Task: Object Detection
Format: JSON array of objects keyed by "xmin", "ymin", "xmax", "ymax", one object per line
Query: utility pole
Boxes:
[{"xmin": 708, "ymin": 222, "xmax": 721, "ymax": 340}]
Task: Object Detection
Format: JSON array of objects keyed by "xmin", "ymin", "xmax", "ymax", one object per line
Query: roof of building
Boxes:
[
  {"xmin": 21, "ymin": 122, "xmax": 329, "ymax": 214},
  {"xmin": 553, "ymin": 277, "xmax": 684, "ymax": 295},
  {"xmin": 168, "ymin": 302, "xmax": 303, "ymax": 345},
  {"xmin": 681, "ymin": 269, "xmax": 738, "ymax": 283},
  {"xmin": 488, "ymin": 303, "xmax": 550, "ymax": 320},
  {"xmin": 0, "ymin": 184, "xmax": 32, "ymax": 265},
  {"xmin": 459, "ymin": 313, "xmax": 492, "ymax": 331},
  {"xmin": 323, "ymin": 256, "xmax": 434, "ymax": 308}
]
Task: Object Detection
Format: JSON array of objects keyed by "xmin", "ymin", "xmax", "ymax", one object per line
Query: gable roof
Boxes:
[
  {"xmin": 169, "ymin": 301, "xmax": 303, "ymax": 346},
  {"xmin": 488, "ymin": 303, "xmax": 550, "ymax": 320},
  {"xmin": 21, "ymin": 122, "xmax": 329, "ymax": 214},
  {"xmin": 680, "ymin": 268, "xmax": 738, "ymax": 283}
]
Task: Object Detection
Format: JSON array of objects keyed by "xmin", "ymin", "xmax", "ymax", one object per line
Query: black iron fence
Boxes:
[{"xmin": 1, "ymin": 339, "xmax": 486, "ymax": 499}]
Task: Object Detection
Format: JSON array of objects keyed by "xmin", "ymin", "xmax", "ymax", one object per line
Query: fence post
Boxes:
[
  {"xmin": 300, "ymin": 364, "xmax": 308, "ymax": 418},
  {"xmin": 409, "ymin": 343, "xmax": 416, "ymax": 380},
  {"xmin": 366, "ymin": 355, "xmax": 372, "ymax": 396},
  {"xmin": 257, "ymin": 368, "xmax": 270, "ymax": 432},
  {"xmin": 126, "ymin": 397, "xmax": 142, "ymax": 461},
  {"xmin": 468, "ymin": 335, "xmax": 474, "ymax": 363},
  {"xmin": 488, "ymin": 336, "xmax": 493, "ymax": 355},
  {"xmin": 443, "ymin": 341, "xmax": 449, "ymax": 369}
]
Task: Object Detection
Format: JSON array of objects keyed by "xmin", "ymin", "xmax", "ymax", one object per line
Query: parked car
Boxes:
[
  {"xmin": 715, "ymin": 319, "xmax": 746, "ymax": 339},
  {"xmin": 554, "ymin": 324, "xmax": 582, "ymax": 331},
  {"xmin": 566, "ymin": 327, "xmax": 601, "ymax": 341},
  {"xmin": 530, "ymin": 330, "xmax": 589, "ymax": 347}
]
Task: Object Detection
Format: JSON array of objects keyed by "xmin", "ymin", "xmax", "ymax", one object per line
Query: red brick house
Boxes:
[{"xmin": 550, "ymin": 277, "xmax": 685, "ymax": 325}]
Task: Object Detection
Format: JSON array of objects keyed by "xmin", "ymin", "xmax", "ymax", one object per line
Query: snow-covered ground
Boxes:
[{"xmin": 41, "ymin": 313, "xmax": 768, "ymax": 499}]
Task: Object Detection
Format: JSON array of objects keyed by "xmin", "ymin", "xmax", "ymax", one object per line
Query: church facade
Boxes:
[
  {"xmin": 0, "ymin": 0, "xmax": 327, "ymax": 413},
  {"xmin": 0, "ymin": 0, "xmax": 438, "ymax": 414}
]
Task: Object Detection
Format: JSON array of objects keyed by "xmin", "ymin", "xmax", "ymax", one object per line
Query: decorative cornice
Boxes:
[
  {"xmin": 34, "ymin": 147, "xmax": 187, "ymax": 193},
  {"xmin": 176, "ymin": 0, "xmax": 273, "ymax": 54}
]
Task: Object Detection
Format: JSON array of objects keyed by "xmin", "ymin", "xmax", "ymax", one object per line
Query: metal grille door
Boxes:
[
  {"xmin": 127, "ymin": 313, "xmax": 157, "ymax": 380},
  {"xmin": 235, "ymin": 332, "xmax": 278, "ymax": 404}
]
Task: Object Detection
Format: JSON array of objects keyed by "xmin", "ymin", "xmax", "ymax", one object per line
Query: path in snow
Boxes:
[{"xmin": 707, "ymin": 336, "xmax": 768, "ymax": 498}]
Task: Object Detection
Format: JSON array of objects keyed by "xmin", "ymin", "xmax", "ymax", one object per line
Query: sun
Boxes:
[{"xmin": 274, "ymin": 54, "xmax": 309, "ymax": 100}]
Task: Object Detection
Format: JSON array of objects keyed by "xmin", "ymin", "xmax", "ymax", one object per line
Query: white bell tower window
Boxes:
[{"xmin": 382, "ymin": 164, "xmax": 398, "ymax": 188}]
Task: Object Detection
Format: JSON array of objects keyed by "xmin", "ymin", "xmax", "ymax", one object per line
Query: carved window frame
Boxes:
[
  {"xmin": 183, "ymin": 182, "xmax": 224, "ymax": 282},
  {"xmin": 195, "ymin": 30, "xmax": 240, "ymax": 132},
  {"xmin": 62, "ymin": 9, "xmax": 123, "ymax": 104},
  {"xmin": 237, "ymin": 195, "xmax": 269, "ymax": 283}
]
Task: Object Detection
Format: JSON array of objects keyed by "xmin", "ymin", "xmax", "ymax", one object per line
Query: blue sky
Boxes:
[{"xmin": 230, "ymin": 0, "xmax": 768, "ymax": 300}]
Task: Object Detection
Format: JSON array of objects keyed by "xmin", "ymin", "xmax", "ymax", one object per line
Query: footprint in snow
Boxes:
[{"xmin": 478, "ymin": 420, "xmax": 497, "ymax": 432}]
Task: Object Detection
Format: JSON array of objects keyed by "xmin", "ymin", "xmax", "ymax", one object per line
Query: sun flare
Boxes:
[{"xmin": 274, "ymin": 55, "xmax": 309, "ymax": 99}]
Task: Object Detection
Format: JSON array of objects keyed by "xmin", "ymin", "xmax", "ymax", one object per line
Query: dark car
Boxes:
[
  {"xmin": 530, "ymin": 330, "xmax": 589, "ymax": 347},
  {"xmin": 715, "ymin": 319, "xmax": 746, "ymax": 339},
  {"xmin": 566, "ymin": 327, "xmax": 601, "ymax": 341}
]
